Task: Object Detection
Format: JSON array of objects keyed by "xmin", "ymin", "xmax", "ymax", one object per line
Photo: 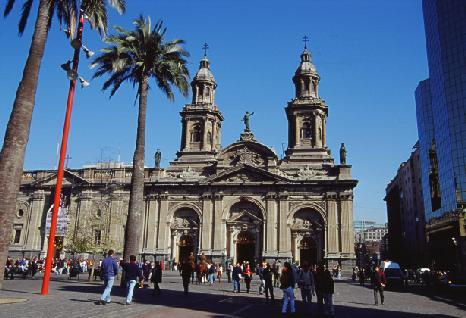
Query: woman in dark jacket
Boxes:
[{"xmin": 151, "ymin": 261, "xmax": 162, "ymax": 295}]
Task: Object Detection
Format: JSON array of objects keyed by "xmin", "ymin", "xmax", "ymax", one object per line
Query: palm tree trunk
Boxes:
[
  {"xmin": 0, "ymin": 0, "xmax": 51, "ymax": 289},
  {"xmin": 123, "ymin": 76, "xmax": 148, "ymax": 261}
]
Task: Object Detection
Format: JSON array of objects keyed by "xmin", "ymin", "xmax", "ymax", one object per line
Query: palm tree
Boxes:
[
  {"xmin": 0, "ymin": 0, "xmax": 125, "ymax": 287},
  {"xmin": 92, "ymin": 16, "xmax": 190, "ymax": 260}
]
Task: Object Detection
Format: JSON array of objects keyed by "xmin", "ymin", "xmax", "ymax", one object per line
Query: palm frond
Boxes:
[
  {"xmin": 18, "ymin": 0, "xmax": 33, "ymax": 35},
  {"xmin": 3, "ymin": 0, "xmax": 15, "ymax": 17},
  {"xmin": 92, "ymin": 15, "xmax": 190, "ymax": 101}
]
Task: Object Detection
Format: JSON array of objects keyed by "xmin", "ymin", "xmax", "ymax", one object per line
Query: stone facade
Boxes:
[{"xmin": 10, "ymin": 48, "xmax": 357, "ymax": 267}]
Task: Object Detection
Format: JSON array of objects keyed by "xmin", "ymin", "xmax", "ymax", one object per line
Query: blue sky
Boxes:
[{"xmin": 0, "ymin": 0, "xmax": 428, "ymax": 223}]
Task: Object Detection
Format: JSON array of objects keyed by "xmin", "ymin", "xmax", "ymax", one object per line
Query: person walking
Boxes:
[
  {"xmin": 151, "ymin": 261, "xmax": 162, "ymax": 295},
  {"xmin": 273, "ymin": 260, "xmax": 281, "ymax": 287},
  {"xmin": 257, "ymin": 261, "xmax": 265, "ymax": 295},
  {"xmin": 280, "ymin": 262, "xmax": 296, "ymax": 315},
  {"xmin": 121, "ymin": 255, "xmax": 143, "ymax": 305},
  {"xmin": 232, "ymin": 263, "xmax": 242, "ymax": 293},
  {"xmin": 298, "ymin": 261, "xmax": 316, "ymax": 311},
  {"xmin": 181, "ymin": 260, "xmax": 194, "ymax": 295},
  {"xmin": 358, "ymin": 268, "xmax": 365, "ymax": 286},
  {"xmin": 226, "ymin": 263, "xmax": 232, "ymax": 283},
  {"xmin": 263, "ymin": 262, "xmax": 275, "ymax": 303},
  {"xmin": 322, "ymin": 266, "xmax": 335, "ymax": 317},
  {"xmin": 99, "ymin": 249, "xmax": 119, "ymax": 305},
  {"xmin": 217, "ymin": 264, "xmax": 223, "ymax": 283},
  {"xmin": 314, "ymin": 265, "xmax": 325, "ymax": 316},
  {"xmin": 208, "ymin": 262, "xmax": 216, "ymax": 285},
  {"xmin": 372, "ymin": 265, "xmax": 386, "ymax": 306},
  {"xmin": 243, "ymin": 263, "xmax": 252, "ymax": 293}
]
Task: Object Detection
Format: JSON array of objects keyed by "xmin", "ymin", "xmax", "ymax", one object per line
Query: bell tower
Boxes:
[
  {"xmin": 173, "ymin": 44, "xmax": 223, "ymax": 167},
  {"xmin": 283, "ymin": 40, "xmax": 333, "ymax": 166}
]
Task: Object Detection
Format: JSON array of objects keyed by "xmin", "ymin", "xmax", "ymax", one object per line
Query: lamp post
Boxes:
[{"xmin": 40, "ymin": 11, "xmax": 85, "ymax": 296}]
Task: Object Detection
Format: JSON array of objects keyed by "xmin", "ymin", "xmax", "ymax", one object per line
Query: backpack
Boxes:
[{"xmin": 280, "ymin": 271, "xmax": 289, "ymax": 289}]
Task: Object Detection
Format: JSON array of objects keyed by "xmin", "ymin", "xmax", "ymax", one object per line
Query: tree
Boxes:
[
  {"xmin": 0, "ymin": 0, "xmax": 125, "ymax": 288},
  {"xmin": 92, "ymin": 16, "xmax": 190, "ymax": 261}
]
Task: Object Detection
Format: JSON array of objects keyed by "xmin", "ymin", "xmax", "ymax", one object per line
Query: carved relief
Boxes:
[{"xmin": 171, "ymin": 208, "xmax": 200, "ymax": 231}]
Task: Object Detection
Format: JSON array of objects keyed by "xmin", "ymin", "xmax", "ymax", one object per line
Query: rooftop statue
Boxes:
[{"xmin": 242, "ymin": 111, "xmax": 254, "ymax": 132}]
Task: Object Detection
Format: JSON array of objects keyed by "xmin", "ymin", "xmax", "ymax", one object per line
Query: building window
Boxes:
[
  {"xmin": 14, "ymin": 229, "xmax": 21, "ymax": 244},
  {"xmin": 190, "ymin": 124, "xmax": 202, "ymax": 143},
  {"xmin": 94, "ymin": 230, "xmax": 102, "ymax": 245},
  {"xmin": 17, "ymin": 209, "xmax": 24, "ymax": 218},
  {"xmin": 300, "ymin": 121, "xmax": 312, "ymax": 140},
  {"xmin": 96, "ymin": 208, "xmax": 102, "ymax": 218}
]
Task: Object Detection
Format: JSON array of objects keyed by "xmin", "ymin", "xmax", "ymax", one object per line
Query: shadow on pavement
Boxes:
[
  {"xmin": 58, "ymin": 283, "xmax": 461, "ymax": 318},
  {"xmin": 345, "ymin": 279, "xmax": 466, "ymax": 312}
]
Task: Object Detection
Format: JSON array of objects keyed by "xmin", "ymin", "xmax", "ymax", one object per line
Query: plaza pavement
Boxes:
[{"xmin": 0, "ymin": 271, "xmax": 464, "ymax": 318}]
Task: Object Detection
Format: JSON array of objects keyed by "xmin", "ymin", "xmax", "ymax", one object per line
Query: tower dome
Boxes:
[
  {"xmin": 191, "ymin": 55, "xmax": 217, "ymax": 106},
  {"xmin": 293, "ymin": 48, "xmax": 320, "ymax": 99}
]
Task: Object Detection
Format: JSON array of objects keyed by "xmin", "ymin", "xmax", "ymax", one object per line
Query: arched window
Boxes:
[
  {"xmin": 300, "ymin": 121, "xmax": 312, "ymax": 140},
  {"xmin": 190, "ymin": 124, "xmax": 202, "ymax": 142}
]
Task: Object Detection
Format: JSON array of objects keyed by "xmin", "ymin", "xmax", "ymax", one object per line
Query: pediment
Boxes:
[
  {"xmin": 32, "ymin": 170, "xmax": 88, "ymax": 187},
  {"xmin": 205, "ymin": 164, "xmax": 287, "ymax": 183},
  {"xmin": 219, "ymin": 140, "xmax": 278, "ymax": 168},
  {"xmin": 228, "ymin": 209, "xmax": 263, "ymax": 224}
]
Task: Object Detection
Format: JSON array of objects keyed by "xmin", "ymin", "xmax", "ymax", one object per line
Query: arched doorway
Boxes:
[
  {"xmin": 226, "ymin": 200, "xmax": 264, "ymax": 266},
  {"xmin": 291, "ymin": 208, "xmax": 325, "ymax": 265},
  {"xmin": 236, "ymin": 231, "xmax": 255, "ymax": 265},
  {"xmin": 178, "ymin": 234, "xmax": 194, "ymax": 263},
  {"xmin": 170, "ymin": 208, "xmax": 200, "ymax": 263},
  {"xmin": 299, "ymin": 236, "xmax": 317, "ymax": 266}
]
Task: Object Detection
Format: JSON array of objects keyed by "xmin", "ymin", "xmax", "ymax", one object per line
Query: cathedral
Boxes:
[{"xmin": 11, "ymin": 46, "xmax": 357, "ymax": 268}]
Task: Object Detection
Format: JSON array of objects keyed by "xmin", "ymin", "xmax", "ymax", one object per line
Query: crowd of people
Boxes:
[
  {"xmin": 4, "ymin": 256, "xmax": 105, "ymax": 280},
  {"xmin": 96, "ymin": 249, "xmax": 337, "ymax": 317}
]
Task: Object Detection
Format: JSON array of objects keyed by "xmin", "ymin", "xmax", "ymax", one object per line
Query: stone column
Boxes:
[
  {"xmin": 255, "ymin": 229, "xmax": 261, "ymax": 259},
  {"xmin": 145, "ymin": 195, "xmax": 159, "ymax": 253},
  {"xmin": 156, "ymin": 194, "xmax": 169, "ymax": 253},
  {"xmin": 201, "ymin": 194, "xmax": 213, "ymax": 253},
  {"xmin": 322, "ymin": 116, "xmax": 327, "ymax": 147},
  {"xmin": 340, "ymin": 196, "xmax": 354, "ymax": 255},
  {"xmin": 265, "ymin": 194, "xmax": 277, "ymax": 254},
  {"xmin": 213, "ymin": 194, "xmax": 224, "ymax": 252},
  {"xmin": 278, "ymin": 194, "xmax": 291, "ymax": 257},
  {"xmin": 217, "ymin": 123, "xmax": 222, "ymax": 151},
  {"xmin": 316, "ymin": 113, "xmax": 322, "ymax": 148},
  {"xmin": 202, "ymin": 119, "xmax": 209, "ymax": 151},
  {"xmin": 326, "ymin": 196, "xmax": 339, "ymax": 256},
  {"xmin": 140, "ymin": 198, "xmax": 149, "ymax": 252},
  {"xmin": 211, "ymin": 119, "xmax": 216, "ymax": 152},
  {"xmin": 27, "ymin": 190, "xmax": 46, "ymax": 251},
  {"xmin": 184, "ymin": 121, "xmax": 191, "ymax": 150},
  {"xmin": 294, "ymin": 116, "xmax": 300, "ymax": 147},
  {"xmin": 314, "ymin": 112, "xmax": 319, "ymax": 148}
]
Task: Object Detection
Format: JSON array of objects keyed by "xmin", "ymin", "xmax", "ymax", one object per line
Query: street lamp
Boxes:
[{"xmin": 41, "ymin": 9, "xmax": 93, "ymax": 296}]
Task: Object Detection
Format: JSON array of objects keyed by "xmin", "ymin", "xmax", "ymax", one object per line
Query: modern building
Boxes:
[
  {"xmin": 354, "ymin": 226, "xmax": 388, "ymax": 243},
  {"xmin": 353, "ymin": 220, "xmax": 384, "ymax": 234},
  {"xmin": 10, "ymin": 47, "xmax": 358, "ymax": 268},
  {"xmin": 415, "ymin": 0, "xmax": 466, "ymax": 272},
  {"xmin": 385, "ymin": 144, "xmax": 427, "ymax": 268}
]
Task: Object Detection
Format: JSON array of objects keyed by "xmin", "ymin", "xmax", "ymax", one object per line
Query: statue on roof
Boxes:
[
  {"xmin": 242, "ymin": 111, "xmax": 254, "ymax": 132},
  {"xmin": 154, "ymin": 149, "xmax": 161, "ymax": 168},
  {"xmin": 340, "ymin": 143, "xmax": 347, "ymax": 165}
]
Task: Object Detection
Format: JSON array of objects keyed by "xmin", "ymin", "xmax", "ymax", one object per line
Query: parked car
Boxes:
[
  {"xmin": 381, "ymin": 261, "xmax": 403, "ymax": 288},
  {"xmin": 440, "ymin": 272, "xmax": 466, "ymax": 288}
]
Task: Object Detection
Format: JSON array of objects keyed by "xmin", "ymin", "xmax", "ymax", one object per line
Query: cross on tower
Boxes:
[
  {"xmin": 65, "ymin": 155, "xmax": 72, "ymax": 168},
  {"xmin": 202, "ymin": 42, "xmax": 209, "ymax": 57},
  {"xmin": 302, "ymin": 35, "xmax": 309, "ymax": 49}
]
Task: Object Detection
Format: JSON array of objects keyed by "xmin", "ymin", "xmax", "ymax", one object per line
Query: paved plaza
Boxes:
[{"xmin": 0, "ymin": 271, "xmax": 465, "ymax": 318}]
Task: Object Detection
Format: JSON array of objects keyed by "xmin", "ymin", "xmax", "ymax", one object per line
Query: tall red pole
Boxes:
[{"xmin": 41, "ymin": 13, "xmax": 85, "ymax": 296}]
